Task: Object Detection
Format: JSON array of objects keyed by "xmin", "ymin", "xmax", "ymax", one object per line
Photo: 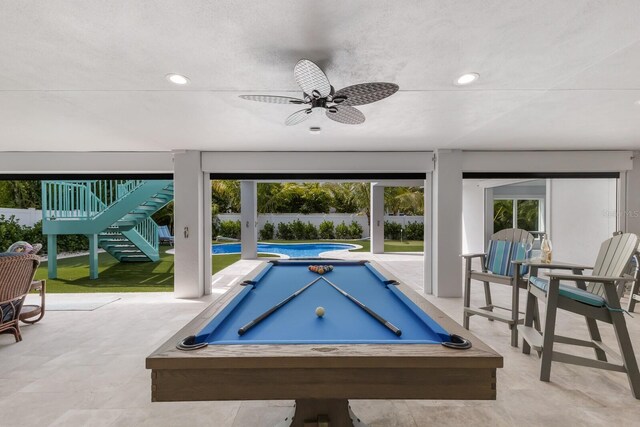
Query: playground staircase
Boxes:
[{"xmin": 42, "ymin": 180, "xmax": 173, "ymax": 278}]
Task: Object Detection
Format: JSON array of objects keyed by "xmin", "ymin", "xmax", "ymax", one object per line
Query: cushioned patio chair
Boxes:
[
  {"xmin": 518, "ymin": 232, "xmax": 640, "ymax": 398},
  {"xmin": 461, "ymin": 228, "xmax": 535, "ymax": 347},
  {"xmin": 158, "ymin": 225, "xmax": 174, "ymax": 246},
  {"xmin": 0, "ymin": 253, "xmax": 40, "ymax": 342}
]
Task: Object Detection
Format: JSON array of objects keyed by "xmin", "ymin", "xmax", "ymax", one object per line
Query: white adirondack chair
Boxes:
[{"xmin": 518, "ymin": 232, "xmax": 640, "ymax": 398}]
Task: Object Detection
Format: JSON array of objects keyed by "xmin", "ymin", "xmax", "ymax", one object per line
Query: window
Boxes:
[
  {"xmin": 516, "ymin": 199, "xmax": 539, "ymax": 231},
  {"xmin": 493, "ymin": 199, "xmax": 541, "ymax": 233}
]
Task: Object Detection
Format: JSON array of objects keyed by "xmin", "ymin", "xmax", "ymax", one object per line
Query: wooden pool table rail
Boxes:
[{"xmin": 147, "ymin": 261, "xmax": 503, "ymax": 402}]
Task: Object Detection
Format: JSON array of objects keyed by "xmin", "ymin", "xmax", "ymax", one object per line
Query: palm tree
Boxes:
[
  {"xmin": 384, "ymin": 187, "xmax": 424, "ymax": 215},
  {"xmin": 152, "ymin": 201, "xmax": 174, "ymax": 233},
  {"xmin": 322, "ymin": 182, "xmax": 371, "ymax": 219},
  {"xmin": 211, "ymin": 180, "xmax": 241, "ymax": 212},
  {"xmin": 516, "ymin": 200, "xmax": 539, "ymax": 231},
  {"xmin": 493, "ymin": 200, "xmax": 513, "ymax": 232},
  {"xmin": 257, "ymin": 183, "xmax": 283, "ymax": 213}
]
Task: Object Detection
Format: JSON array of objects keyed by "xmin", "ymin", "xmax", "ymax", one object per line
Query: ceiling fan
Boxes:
[{"xmin": 240, "ymin": 59, "xmax": 399, "ymax": 126}]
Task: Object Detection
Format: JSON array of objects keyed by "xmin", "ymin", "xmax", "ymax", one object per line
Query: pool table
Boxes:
[{"xmin": 147, "ymin": 260, "xmax": 503, "ymax": 427}]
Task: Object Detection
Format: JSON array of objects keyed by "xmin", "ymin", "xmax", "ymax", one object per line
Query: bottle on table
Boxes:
[{"xmin": 541, "ymin": 234, "xmax": 552, "ymax": 264}]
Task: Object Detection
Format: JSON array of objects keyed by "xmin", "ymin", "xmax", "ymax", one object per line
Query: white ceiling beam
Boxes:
[
  {"xmin": 371, "ymin": 180, "xmax": 425, "ymax": 187},
  {"xmin": 0, "ymin": 152, "xmax": 173, "ymax": 174},
  {"xmin": 462, "ymin": 151, "xmax": 633, "ymax": 173},
  {"xmin": 202, "ymin": 152, "xmax": 433, "ymax": 174}
]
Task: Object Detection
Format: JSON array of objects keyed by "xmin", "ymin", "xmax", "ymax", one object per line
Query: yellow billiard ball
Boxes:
[{"xmin": 315, "ymin": 306, "xmax": 325, "ymax": 317}]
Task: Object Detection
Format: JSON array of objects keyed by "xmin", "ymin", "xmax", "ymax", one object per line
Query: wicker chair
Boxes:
[{"xmin": 0, "ymin": 254, "xmax": 40, "ymax": 342}]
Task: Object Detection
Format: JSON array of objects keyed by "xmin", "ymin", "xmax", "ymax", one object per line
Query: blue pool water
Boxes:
[{"xmin": 211, "ymin": 242, "xmax": 358, "ymax": 258}]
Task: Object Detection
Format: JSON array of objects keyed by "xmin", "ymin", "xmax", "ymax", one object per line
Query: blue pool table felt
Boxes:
[{"xmin": 194, "ymin": 261, "xmax": 452, "ymax": 345}]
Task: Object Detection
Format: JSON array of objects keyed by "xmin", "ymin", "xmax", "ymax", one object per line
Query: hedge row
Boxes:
[
  {"xmin": 384, "ymin": 221, "xmax": 424, "ymax": 240},
  {"xmin": 0, "ymin": 215, "xmax": 88, "ymax": 254},
  {"xmin": 274, "ymin": 220, "xmax": 363, "ymax": 240},
  {"xmin": 214, "ymin": 219, "xmax": 365, "ymax": 241},
  {"xmin": 214, "ymin": 219, "xmax": 424, "ymax": 241}
]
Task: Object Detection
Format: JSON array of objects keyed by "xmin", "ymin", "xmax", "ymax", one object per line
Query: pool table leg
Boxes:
[{"xmin": 281, "ymin": 399, "xmax": 368, "ymax": 427}]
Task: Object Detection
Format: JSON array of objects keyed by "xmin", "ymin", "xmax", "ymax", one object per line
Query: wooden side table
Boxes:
[{"xmin": 19, "ymin": 279, "xmax": 45, "ymax": 324}]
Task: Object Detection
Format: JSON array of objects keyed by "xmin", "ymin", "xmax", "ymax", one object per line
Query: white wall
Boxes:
[
  {"xmin": 0, "ymin": 208, "xmax": 42, "ymax": 227},
  {"xmin": 549, "ymin": 179, "xmax": 617, "ymax": 265},
  {"xmin": 462, "ymin": 180, "xmax": 485, "ymax": 254}
]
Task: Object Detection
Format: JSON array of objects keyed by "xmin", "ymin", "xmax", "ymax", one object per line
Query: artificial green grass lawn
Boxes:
[
  {"xmin": 36, "ymin": 251, "xmax": 249, "ymax": 293},
  {"xmin": 37, "ymin": 240, "xmax": 423, "ymax": 293}
]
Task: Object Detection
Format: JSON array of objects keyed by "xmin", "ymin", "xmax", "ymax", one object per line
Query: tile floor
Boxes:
[{"xmin": 1, "ymin": 255, "xmax": 639, "ymax": 426}]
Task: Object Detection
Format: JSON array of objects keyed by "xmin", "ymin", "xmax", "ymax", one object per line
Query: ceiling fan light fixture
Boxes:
[
  {"xmin": 166, "ymin": 73, "xmax": 190, "ymax": 85},
  {"xmin": 455, "ymin": 73, "xmax": 479, "ymax": 86}
]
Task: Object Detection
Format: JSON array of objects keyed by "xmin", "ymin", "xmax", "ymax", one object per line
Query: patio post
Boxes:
[
  {"xmin": 431, "ymin": 149, "xmax": 463, "ymax": 297},
  {"xmin": 240, "ymin": 180, "xmax": 257, "ymax": 259},
  {"xmin": 174, "ymin": 150, "xmax": 205, "ymax": 298},
  {"xmin": 371, "ymin": 183, "xmax": 385, "ymax": 254},
  {"xmin": 88, "ymin": 234, "xmax": 99, "ymax": 279},
  {"xmin": 47, "ymin": 234, "xmax": 57, "ymax": 279}
]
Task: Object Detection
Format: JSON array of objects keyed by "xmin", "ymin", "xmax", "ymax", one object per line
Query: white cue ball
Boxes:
[{"xmin": 315, "ymin": 306, "xmax": 325, "ymax": 317}]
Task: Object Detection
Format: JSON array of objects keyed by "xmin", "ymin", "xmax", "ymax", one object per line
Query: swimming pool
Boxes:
[{"xmin": 211, "ymin": 242, "xmax": 359, "ymax": 258}]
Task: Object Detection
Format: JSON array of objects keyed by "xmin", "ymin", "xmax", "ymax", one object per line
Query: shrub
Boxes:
[
  {"xmin": 211, "ymin": 216, "xmax": 221, "ymax": 239},
  {"xmin": 318, "ymin": 220, "xmax": 335, "ymax": 239},
  {"xmin": 384, "ymin": 221, "xmax": 402, "ymax": 240},
  {"xmin": 290, "ymin": 219, "xmax": 306, "ymax": 240},
  {"xmin": 0, "ymin": 215, "xmax": 25, "ymax": 252},
  {"xmin": 0, "ymin": 217, "xmax": 89, "ymax": 254},
  {"xmin": 219, "ymin": 220, "xmax": 241, "ymax": 239},
  {"xmin": 304, "ymin": 222, "xmax": 318, "ymax": 240},
  {"xmin": 259, "ymin": 222, "xmax": 274, "ymax": 240},
  {"xmin": 276, "ymin": 222, "xmax": 294, "ymax": 240},
  {"xmin": 348, "ymin": 221, "xmax": 363, "ymax": 239},
  {"xmin": 335, "ymin": 222, "xmax": 350, "ymax": 239},
  {"xmin": 57, "ymin": 234, "xmax": 88, "ymax": 253},
  {"xmin": 405, "ymin": 221, "xmax": 424, "ymax": 240}
]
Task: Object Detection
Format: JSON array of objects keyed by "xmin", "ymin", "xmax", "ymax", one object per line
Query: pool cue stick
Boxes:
[
  {"xmin": 320, "ymin": 277, "xmax": 402, "ymax": 336},
  {"xmin": 238, "ymin": 276, "xmax": 323, "ymax": 336}
]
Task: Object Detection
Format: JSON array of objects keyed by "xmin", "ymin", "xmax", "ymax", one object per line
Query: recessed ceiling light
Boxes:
[
  {"xmin": 166, "ymin": 73, "xmax": 190, "ymax": 85},
  {"xmin": 309, "ymin": 127, "xmax": 322, "ymax": 134},
  {"xmin": 635, "ymin": 100, "xmax": 640, "ymax": 106},
  {"xmin": 455, "ymin": 73, "xmax": 479, "ymax": 86}
]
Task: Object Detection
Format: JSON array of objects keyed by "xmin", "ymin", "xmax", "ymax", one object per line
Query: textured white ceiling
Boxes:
[{"xmin": 1, "ymin": 1, "xmax": 639, "ymax": 151}]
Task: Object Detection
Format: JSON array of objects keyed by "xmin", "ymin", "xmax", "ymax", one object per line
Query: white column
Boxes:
[
  {"xmin": 625, "ymin": 151, "xmax": 640, "ymax": 235},
  {"xmin": 370, "ymin": 183, "xmax": 385, "ymax": 254},
  {"xmin": 431, "ymin": 150, "xmax": 463, "ymax": 297},
  {"xmin": 423, "ymin": 174, "xmax": 433, "ymax": 294},
  {"xmin": 241, "ymin": 181, "xmax": 257, "ymax": 259},
  {"xmin": 173, "ymin": 151, "xmax": 205, "ymax": 298},
  {"xmin": 202, "ymin": 172, "xmax": 212, "ymax": 295}
]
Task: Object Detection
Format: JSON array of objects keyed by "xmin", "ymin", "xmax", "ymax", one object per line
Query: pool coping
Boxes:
[
  {"xmin": 166, "ymin": 242, "xmax": 364, "ymax": 258},
  {"xmin": 210, "ymin": 242, "xmax": 363, "ymax": 257}
]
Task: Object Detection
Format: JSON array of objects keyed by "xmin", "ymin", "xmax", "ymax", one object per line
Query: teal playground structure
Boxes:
[{"xmin": 42, "ymin": 180, "xmax": 174, "ymax": 279}]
